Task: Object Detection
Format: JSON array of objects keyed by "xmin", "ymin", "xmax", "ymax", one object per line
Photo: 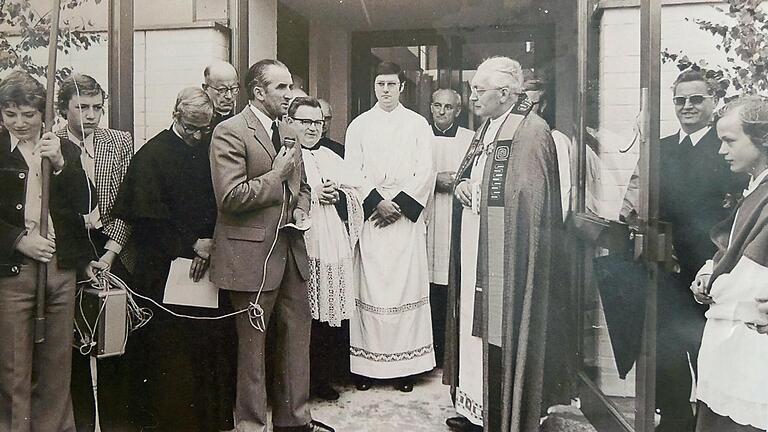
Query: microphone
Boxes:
[{"xmin": 282, "ymin": 137, "xmax": 296, "ymax": 149}]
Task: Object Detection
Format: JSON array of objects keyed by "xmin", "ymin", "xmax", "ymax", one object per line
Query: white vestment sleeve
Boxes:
[{"xmin": 399, "ymin": 119, "xmax": 436, "ymax": 206}]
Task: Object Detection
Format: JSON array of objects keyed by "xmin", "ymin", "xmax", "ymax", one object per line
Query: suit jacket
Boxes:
[
  {"xmin": 659, "ymin": 128, "xmax": 746, "ymax": 281},
  {"xmin": 0, "ymin": 129, "xmax": 90, "ymax": 274},
  {"xmin": 55, "ymin": 128, "xmax": 135, "ymax": 270},
  {"xmin": 209, "ymin": 107, "xmax": 311, "ymax": 292}
]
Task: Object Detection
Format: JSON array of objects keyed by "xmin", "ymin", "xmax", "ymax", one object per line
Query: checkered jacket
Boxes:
[{"xmin": 56, "ymin": 127, "xmax": 136, "ymax": 271}]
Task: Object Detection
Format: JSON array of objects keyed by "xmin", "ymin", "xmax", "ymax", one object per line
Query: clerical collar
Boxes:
[
  {"xmin": 745, "ymin": 168, "xmax": 768, "ymax": 198},
  {"xmin": 249, "ymin": 103, "xmax": 276, "ymax": 138},
  {"xmin": 678, "ymin": 126, "xmax": 710, "ymax": 147},
  {"xmin": 304, "ymin": 140, "xmax": 323, "ymax": 152},
  {"xmin": 67, "ymin": 128, "xmax": 95, "ymax": 158},
  {"xmin": 432, "ymin": 123, "xmax": 458, "ymax": 137}
]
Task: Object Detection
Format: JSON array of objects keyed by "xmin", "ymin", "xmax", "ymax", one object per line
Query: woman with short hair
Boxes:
[{"xmin": 691, "ymin": 95, "xmax": 768, "ymax": 432}]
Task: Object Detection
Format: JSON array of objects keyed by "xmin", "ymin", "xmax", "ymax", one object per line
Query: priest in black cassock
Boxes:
[{"xmin": 112, "ymin": 87, "xmax": 235, "ymax": 432}]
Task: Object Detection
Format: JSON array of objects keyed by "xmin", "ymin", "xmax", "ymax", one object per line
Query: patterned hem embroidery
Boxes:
[
  {"xmin": 355, "ymin": 297, "xmax": 430, "ymax": 315},
  {"xmin": 349, "ymin": 344, "xmax": 433, "ymax": 362},
  {"xmin": 456, "ymin": 388, "xmax": 483, "ymax": 424}
]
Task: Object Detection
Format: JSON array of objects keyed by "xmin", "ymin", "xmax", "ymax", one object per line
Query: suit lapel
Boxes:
[
  {"xmin": 93, "ymin": 129, "xmax": 116, "ymax": 211},
  {"xmin": 242, "ymin": 107, "xmax": 276, "ymax": 161}
]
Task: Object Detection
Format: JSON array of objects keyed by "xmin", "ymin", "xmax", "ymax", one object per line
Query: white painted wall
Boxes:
[
  {"xmin": 249, "ymin": 0, "xmax": 278, "ymax": 63},
  {"xmin": 1, "ymin": 27, "xmax": 229, "ymax": 147},
  {"xmin": 308, "ymin": 21, "xmax": 351, "ymax": 143}
]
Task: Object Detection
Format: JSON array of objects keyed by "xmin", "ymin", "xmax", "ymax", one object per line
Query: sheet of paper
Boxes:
[{"xmin": 163, "ymin": 258, "xmax": 219, "ymax": 309}]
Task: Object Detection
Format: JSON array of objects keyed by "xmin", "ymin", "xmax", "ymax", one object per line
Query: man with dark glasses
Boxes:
[{"xmin": 622, "ymin": 69, "xmax": 745, "ymax": 432}]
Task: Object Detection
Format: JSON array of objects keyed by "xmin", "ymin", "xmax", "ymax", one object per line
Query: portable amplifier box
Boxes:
[{"xmin": 75, "ymin": 287, "xmax": 128, "ymax": 358}]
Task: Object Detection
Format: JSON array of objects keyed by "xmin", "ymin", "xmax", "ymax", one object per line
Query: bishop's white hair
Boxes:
[{"xmin": 476, "ymin": 56, "xmax": 524, "ymax": 94}]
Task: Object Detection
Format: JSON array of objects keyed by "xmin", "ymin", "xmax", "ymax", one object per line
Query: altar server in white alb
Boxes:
[
  {"xmin": 425, "ymin": 88, "xmax": 474, "ymax": 368},
  {"xmin": 345, "ymin": 61, "xmax": 436, "ymax": 392}
]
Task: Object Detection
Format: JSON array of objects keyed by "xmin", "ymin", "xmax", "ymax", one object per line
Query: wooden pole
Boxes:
[{"xmin": 35, "ymin": 0, "xmax": 62, "ymax": 344}]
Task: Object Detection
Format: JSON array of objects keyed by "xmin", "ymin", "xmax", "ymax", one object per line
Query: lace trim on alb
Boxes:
[
  {"xmin": 349, "ymin": 343, "xmax": 434, "ymax": 362},
  {"xmin": 355, "ymin": 297, "xmax": 430, "ymax": 315},
  {"xmin": 307, "ymin": 257, "xmax": 354, "ymax": 327}
]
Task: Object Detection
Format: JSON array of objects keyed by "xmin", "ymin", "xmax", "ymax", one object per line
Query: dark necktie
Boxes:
[
  {"xmin": 271, "ymin": 121, "xmax": 281, "ymax": 152},
  {"xmin": 680, "ymin": 135, "xmax": 693, "ymax": 147}
]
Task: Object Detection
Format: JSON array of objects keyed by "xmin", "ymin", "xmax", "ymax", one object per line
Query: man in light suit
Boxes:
[
  {"xmin": 209, "ymin": 59, "xmax": 334, "ymax": 432},
  {"xmin": 55, "ymin": 73, "xmax": 137, "ymax": 432}
]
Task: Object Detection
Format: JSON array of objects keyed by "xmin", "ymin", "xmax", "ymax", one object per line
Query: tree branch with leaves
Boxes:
[
  {"xmin": 0, "ymin": 0, "xmax": 102, "ymax": 82},
  {"xmin": 661, "ymin": 0, "xmax": 768, "ymax": 97}
]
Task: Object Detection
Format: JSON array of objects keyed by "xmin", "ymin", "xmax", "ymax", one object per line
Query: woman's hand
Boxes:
[
  {"xmin": 747, "ymin": 298, "xmax": 768, "ymax": 335},
  {"xmin": 690, "ymin": 273, "xmax": 714, "ymax": 305},
  {"xmin": 15, "ymin": 231, "xmax": 55, "ymax": 263}
]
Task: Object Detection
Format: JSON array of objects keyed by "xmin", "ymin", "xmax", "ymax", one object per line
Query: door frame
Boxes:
[
  {"xmin": 349, "ymin": 24, "xmax": 556, "ymax": 123},
  {"xmin": 573, "ymin": 1, "xmax": 663, "ymax": 431}
]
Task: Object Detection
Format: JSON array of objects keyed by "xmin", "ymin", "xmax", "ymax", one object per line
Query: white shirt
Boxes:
[
  {"xmin": 678, "ymin": 126, "xmax": 711, "ymax": 147},
  {"xmin": 67, "ymin": 129, "xmax": 95, "ymax": 183},
  {"xmin": 249, "ymin": 104, "xmax": 276, "ymax": 139},
  {"xmin": 482, "ymin": 106, "xmax": 515, "ymax": 146},
  {"xmin": 10, "ymin": 133, "xmax": 55, "ymax": 237}
]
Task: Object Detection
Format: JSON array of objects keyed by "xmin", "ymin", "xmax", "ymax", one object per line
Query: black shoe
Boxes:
[
  {"xmin": 656, "ymin": 417, "xmax": 695, "ymax": 432},
  {"xmin": 394, "ymin": 378, "xmax": 413, "ymax": 393},
  {"xmin": 312, "ymin": 383, "xmax": 340, "ymax": 401},
  {"xmin": 274, "ymin": 420, "xmax": 335, "ymax": 432},
  {"xmin": 354, "ymin": 377, "xmax": 372, "ymax": 391},
  {"xmin": 446, "ymin": 416, "xmax": 482, "ymax": 432}
]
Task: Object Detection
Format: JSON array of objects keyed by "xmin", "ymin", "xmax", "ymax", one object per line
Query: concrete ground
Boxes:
[{"xmin": 309, "ymin": 369, "xmax": 598, "ymax": 432}]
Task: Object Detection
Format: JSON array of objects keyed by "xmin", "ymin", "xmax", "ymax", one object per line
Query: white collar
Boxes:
[
  {"xmin": 171, "ymin": 123, "xmax": 185, "ymax": 140},
  {"xmin": 373, "ymin": 102, "xmax": 402, "ymax": 115},
  {"xmin": 249, "ymin": 103, "xmax": 276, "ymax": 136},
  {"xmin": 67, "ymin": 128, "xmax": 95, "ymax": 158},
  {"xmin": 678, "ymin": 126, "xmax": 710, "ymax": 147},
  {"xmin": 488, "ymin": 105, "xmax": 515, "ymax": 129},
  {"xmin": 745, "ymin": 168, "xmax": 768, "ymax": 198},
  {"xmin": 9, "ymin": 132, "xmax": 36, "ymax": 152}
]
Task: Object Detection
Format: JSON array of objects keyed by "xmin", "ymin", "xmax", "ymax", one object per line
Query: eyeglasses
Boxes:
[
  {"xmin": 291, "ymin": 118, "xmax": 324, "ymax": 128},
  {"xmin": 431, "ymin": 102, "xmax": 456, "ymax": 111},
  {"xmin": 204, "ymin": 84, "xmax": 240, "ymax": 96},
  {"xmin": 672, "ymin": 94, "xmax": 713, "ymax": 106},
  {"xmin": 179, "ymin": 119, "xmax": 211, "ymax": 135},
  {"xmin": 470, "ymin": 86, "xmax": 505, "ymax": 96}
]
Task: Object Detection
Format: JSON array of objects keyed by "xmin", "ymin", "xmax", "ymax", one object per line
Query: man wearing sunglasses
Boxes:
[{"xmin": 621, "ymin": 70, "xmax": 745, "ymax": 432}]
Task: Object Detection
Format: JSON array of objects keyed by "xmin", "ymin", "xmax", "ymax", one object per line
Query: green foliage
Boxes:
[
  {"xmin": 661, "ymin": 0, "xmax": 768, "ymax": 97},
  {"xmin": 0, "ymin": 0, "xmax": 102, "ymax": 82}
]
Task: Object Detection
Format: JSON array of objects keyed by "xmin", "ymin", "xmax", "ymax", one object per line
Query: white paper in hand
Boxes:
[{"xmin": 163, "ymin": 258, "xmax": 219, "ymax": 309}]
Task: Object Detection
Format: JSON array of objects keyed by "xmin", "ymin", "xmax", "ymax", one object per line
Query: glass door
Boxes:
[
  {"xmin": 350, "ymin": 26, "xmax": 556, "ymax": 127},
  {"xmin": 573, "ymin": 1, "xmax": 663, "ymax": 431}
]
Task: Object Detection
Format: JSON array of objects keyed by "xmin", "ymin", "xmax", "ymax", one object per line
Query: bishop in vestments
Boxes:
[{"xmin": 445, "ymin": 57, "xmax": 572, "ymax": 432}]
